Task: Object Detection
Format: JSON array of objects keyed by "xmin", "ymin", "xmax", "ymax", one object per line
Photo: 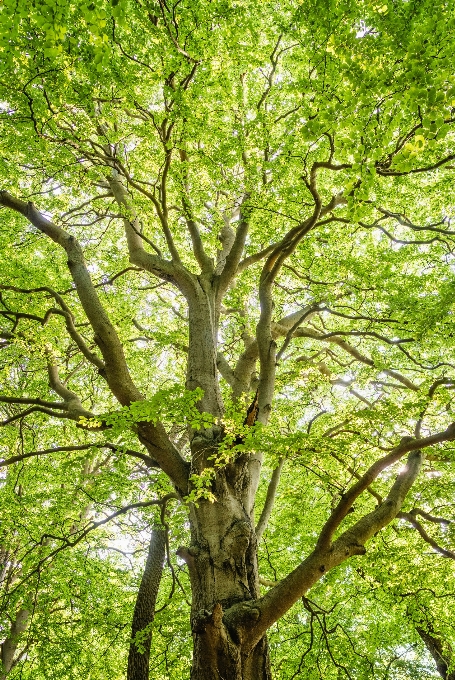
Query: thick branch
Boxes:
[
  {"xmin": 293, "ymin": 327, "xmax": 419, "ymax": 391},
  {"xmin": 0, "ymin": 190, "xmax": 140, "ymax": 404},
  {"xmin": 0, "ymin": 191, "xmax": 189, "ymax": 491},
  {"xmin": 416, "ymin": 624, "xmax": 455, "ymax": 680},
  {"xmin": 255, "ymin": 190, "xmax": 345, "ymax": 425},
  {"xmin": 217, "ymin": 195, "xmax": 250, "ymax": 297},
  {"xmin": 316, "ymin": 427, "xmax": 455, "ymax": 551},
  {"xmin": 107, "ymin": 171, "xmax": 197, "ymax": 298},
  {"xmin": 0, "ymin": 395, "xmax": 66, "ymax": 410},
  {"xmin": 216, "ymin": 352, "xmax": 236, "ymax": 388},
  {"xmin": 0, "ymin": 609, "xmax": 30, "ymax": 680},
  {"xmin": 46, "ymin": 360, "xmax": 94, "ymax": 420},
  {"xmin": 233, "ymin": 448, "xmax": 424, "ymax": 649}
]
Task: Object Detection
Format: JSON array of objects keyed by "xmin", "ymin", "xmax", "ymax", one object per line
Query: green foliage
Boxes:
[
  {"xmin": 81, "ymin": 386, "xmax": 214, "ymax": 433},
  {"xmin": 1, "ymin": 0, "xmax": 455, "ymax": 677}
]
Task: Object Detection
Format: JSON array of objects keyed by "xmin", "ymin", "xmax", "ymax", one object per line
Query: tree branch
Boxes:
[
  {"xmin": 179, "ymin": 150, "xmax": 213, "ymax": 273},
  {"xmin": 217, "ymin": 194, "xmax": 251, "ymax": 297},
  {"xmin": 398, "ymin": 511, "xmax": 455, "ymax": 560},
  {"xmin": 0, "ymin": 285, "xmax": 104, "ymax": 369},
  {"xmin": 0, "ymin": 442, "xmax": 157, "ymax": 469},
  {"xmin": 255, "ymin": 458, "xmax": 284, "ymax": 543},
  {"xmin": 0, "ymin": 190, "xmax": 189, "ymax": 492},
  {"xmin": 232, "ymin": 447, "xmax": 425, "ymax": 649}
]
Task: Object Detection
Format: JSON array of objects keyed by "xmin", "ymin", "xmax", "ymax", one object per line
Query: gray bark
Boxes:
[
  {"xmin": 416, "ymin": 625, "xmax": 455, "ymax": 680},
  {"xmin": 0, "ymin": 609, "xmax": 30, "ymax": 680},
  {"xmin": 180, "ymin": 465, "xmax": 272, "ymax": 680},
  {"xmin": 127, "ymin": 529, "xmax": 166, "ymax": 680},
  {"xmin": 255, "ymin": 459, "xmax": 284, "ymax": 543}
]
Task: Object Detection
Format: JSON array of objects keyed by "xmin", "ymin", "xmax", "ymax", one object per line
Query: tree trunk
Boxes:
[
  {"xmin": 183, "ymin": 281, "xmax": 272, "ymax": 678},
  {"xmin": 416, "ymin": 626, "xmax": 455, "ymax": 680},
  {"xmin": 127, "ymin": 529, "xmax": 166, "ymax": 680},
  {"xmin": 186, "ymin": 278, "xmax": 223, "ymax": 418},
  {"xmin": 0, "ymin": 609, "xmax": 30, "ymax": 680},
  {"xmin": 180, "ymin": 464, "xmax": 272, "ymax": 680}
]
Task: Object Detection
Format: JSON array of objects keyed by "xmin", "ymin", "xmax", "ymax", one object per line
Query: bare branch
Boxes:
[
  {"xmin": 255, "ymin": 458, "xmax": 284, "ymax": 542},
  {"xmin": 398, "ymin": 511, "xmax": 455, "ymax": 560},
  {"xmin": 0, "ymin": 442, "xmax": 157, "ymax": 468},
  {"xmin": 0, "ymin": 285, "xmax": 104, "ymax": 369}
]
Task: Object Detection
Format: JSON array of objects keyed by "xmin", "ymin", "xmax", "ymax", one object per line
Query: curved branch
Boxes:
[
  {"xmin": 0, "ymin": 395, "xmax": 66, "ymax": 409},
  {"xmin": 106, "ymin": 171, "xmax": 195, "ymax": 297},
  {"xmin": 0, "ymin": 190, "xmax": 189, "ymax": 491},
  {"xmin": 398, "ymin": 511, "xmax": 455, "ymax": 559},
  {"xmin": 227, "ymin": 446, "xmax": 426, "ymax": 650},
  {"xmin": 0, "ymin": 405, "xmax": 76, "ymax": 426},
  {"xmin": 0, "ymin": 285, "xmax": 104, "ymax": 369},
  {"xmin": 0, "ymin": 442, "xmax": 157, "ymax": 468},
  {"xmin": 377, "ymin": 152, "xmax": 455, "ymax": 177},
  {"xmin": 316, "ymin": 426, "xmax": 455, "ymax": 551}
]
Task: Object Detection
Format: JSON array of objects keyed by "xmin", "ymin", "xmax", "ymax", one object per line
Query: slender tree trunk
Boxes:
[
  {"xmin": 416, "ymin": 626, "xmax": 455, "ymax": 680},
  {"xmin": 127, "ymin": 529, "xmax": 166, "ymax": 680},
  {"xmin": 0, "ymin": 609, "xmax": 29, "ymax": 680}
]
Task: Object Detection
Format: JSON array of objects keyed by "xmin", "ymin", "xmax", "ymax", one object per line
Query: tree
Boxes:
[{"xmin": 1, "ymin": 0, "xmax": 455, "ymax": 677}]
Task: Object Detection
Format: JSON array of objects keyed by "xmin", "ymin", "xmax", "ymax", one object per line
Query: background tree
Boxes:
[{"xmin": 1, "ymin": 0, "xmax": 455, "ymax": 678}]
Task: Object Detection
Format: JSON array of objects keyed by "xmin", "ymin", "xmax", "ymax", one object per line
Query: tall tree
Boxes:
[{"xmin": 1, "ymin": 0, "xmax": 455, "ymax": 677}]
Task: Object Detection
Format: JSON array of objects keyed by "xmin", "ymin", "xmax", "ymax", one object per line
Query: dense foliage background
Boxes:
[{"xmin": 1, "ymin": 0, "xmax": 455, "ymax": 677}]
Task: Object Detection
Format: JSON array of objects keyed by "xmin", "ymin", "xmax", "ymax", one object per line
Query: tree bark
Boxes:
[
  {"xmin": 180, "ymin": 464, "xmax": 272, "ymax": 680},
  {"xmin": 0, "ymin": 609, "xmax": 30, "ymax": 680},
  {"xmin": 186, "ymin": 276, "xmax": 223, "ymax": 419},
  {"xmin": 416, "ymin": 626, "xmax": 455, "ymax": 680},
  {"xmin": 127, "ymin": 529, "xmax": 166, "ymax": 680}
]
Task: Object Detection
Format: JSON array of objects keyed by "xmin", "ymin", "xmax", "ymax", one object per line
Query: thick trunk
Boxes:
[
  {"xmin": 180, "ymin": 465, "xmax": 271, "ymax": 680},
  {"xmin": 186, "ymin": 278, "xmax": 223, "ymax": 418},
  {"xmin": 191, "ymin": 625, "xmax": 271, "ymax": 680},
  {"xmin": 127, "ymin": 529, "xmax": 166, "ymax": 680},
  {"xmin": 183, "ymin": 281, "xmax": 271, "ymax": 677}
]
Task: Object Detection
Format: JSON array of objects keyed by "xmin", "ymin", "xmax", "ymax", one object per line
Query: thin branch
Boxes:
[
  {"xmin": 256, "ymin": 458, "xmax": 285, "ymax": 542},
  {"xmin": 0, "ymin": 285, "xmax": 104, "ymax": 369},
  {"xmin": 0, "ymin": 442, "xmax": 157, "ymax": 468},
  {"xmin": 398, "ymin": 511, "xmax": 455, "ymax": 559}
]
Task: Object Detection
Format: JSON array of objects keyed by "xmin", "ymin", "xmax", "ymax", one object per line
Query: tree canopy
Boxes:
[{"xmin": 1, "ymin": 0, "xmax": 455, "ymax": 678}]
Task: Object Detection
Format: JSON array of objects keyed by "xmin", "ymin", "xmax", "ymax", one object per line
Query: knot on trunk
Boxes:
[
  {"xmin": 190, "ymin": 426, "xmax": 223, "ymax": 466},
  {"xmin": 222, "ymin": 520, "xmax": 251, "ymax": 561},
  {"xmin": 223, "ymin": 601, "xmax": 261, "ymax": 645},
  {"xmin": 346, "ymin": 542, "xmax": 366, "ymax": 556},
  {"xmin": 192, "ymin": 603, "xmax": 224, "ymax": 633}
]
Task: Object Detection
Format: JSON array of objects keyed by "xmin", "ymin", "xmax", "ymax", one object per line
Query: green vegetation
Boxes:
[{"xmin": 1, "ymin": 0, "xmax": 455, "ymax": 677}]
